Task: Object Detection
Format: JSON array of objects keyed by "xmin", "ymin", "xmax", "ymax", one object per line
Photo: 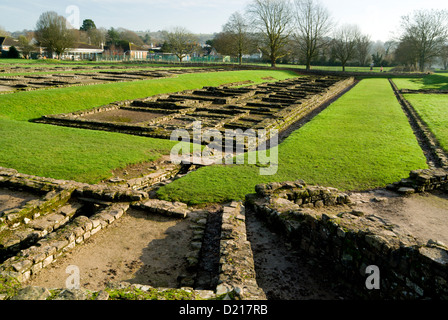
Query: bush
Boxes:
[{"xmin": 8, "ymin": 46, "xmax": 20, "ymax": 59}]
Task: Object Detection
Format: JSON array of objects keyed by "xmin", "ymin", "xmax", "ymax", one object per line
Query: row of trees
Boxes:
[
  {"xmin": 209, "ymin": 0, "xmax": 380, "ymax": 70},
  {"xmin": 12, "ymin": 1, "xmax": 448, "ymax": 71},
  {"xmin": 210, "ymin": 0, "xmax": 448, "ymax": 71},
  {"xmin": 396, "ymin": 9, "xmax": 448, "ymax": 71}
]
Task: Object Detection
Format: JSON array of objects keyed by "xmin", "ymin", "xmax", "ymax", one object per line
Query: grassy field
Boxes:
[
  {"xmin": 393, "ymin": 73, "xmax": 448, "ymax": 90},
  {"xmin": 0, "ymin": 69, "xmax": 298, "ymax": 183},
  {"xmin": 0, "ymin": 69, "xmax": 298, "ymax": 121},
  {"xmin": 157, "ymin": 78, "xmax": 428, "ymax": 205},
  {"xmin": 404, "ymin": 94, "xmax": 448, "ymax": 152}
]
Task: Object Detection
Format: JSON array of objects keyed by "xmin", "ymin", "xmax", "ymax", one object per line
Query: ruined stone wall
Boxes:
[
  {"xmin": 0, "ymin": 203, "xmax": 129, "ymax": 284},
  {"xmin": 390, "ymin": 79, "xmax": 448, "ymax": 169},
  {"xmin": 246, "ymin": 181, "xmax": 448, "ymax": 300},
  {"xmin": 217, "ymin": 202, "xmax": 267, "ymax": 300},
  {"xmin": 255, "ymin": 180, "xmax": 352, "ymax": 208},
  {"xmin": 387, "ymin": 168, "xmax": 448, "ymax": 195},
  {"xmin": 0, "ymin": 166, "xmax": 165, "ymax": 287},
  {"xmin": 0, "ymin": 167, "xmax": 149, "ymax": 203},
  {"xmin": 34, "ymin": 76, "xmax": 356, "ymax": 150}
]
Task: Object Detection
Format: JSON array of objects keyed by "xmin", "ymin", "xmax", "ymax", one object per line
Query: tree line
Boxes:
[
  {"xmin": 9, "ymin": 0, "xmax": 448, "ymax": 71},
  {"xmin": 210, "ymin": 0, "xmax": 448, "ymax": 71}
]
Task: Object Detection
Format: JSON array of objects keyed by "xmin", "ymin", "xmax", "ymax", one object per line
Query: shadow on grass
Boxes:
[{"xmin": 406, "ymin": 74, "xmax": 448, "ymax": 90}]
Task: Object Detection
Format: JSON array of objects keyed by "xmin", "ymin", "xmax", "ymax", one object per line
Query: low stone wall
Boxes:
[
  {"xmin": 0, "ymin": 203, "xmax": 129, "ymax": 284},
  {"xmin": 390, "ymin": 79, "xmax": 448, "ymax": 169},
  {"xmin": 246, "ymin": 182, "xmax": 448, "ymax": 300},
  {"xmin": 9, "ymin": 282, "xmax": 217, "ymax": 301},
  {"xmin": 255, "ymin": 180, "xmax": 352, "ymax": 208},
  {"xmin": 124, "ymin": 165, "xmax": 182, "ymax": 190},
  {"xmin": 0, "ymin": 167, "xmax": 149, "ymax": 203},
  {"xmin": 387, "ymin": 168, "xmax": 448, "ymax": 194},
  {"xmin": 216, "ymin": 202, "xmax": 266, "ymax": 300},
  {"xmin": 0, "ymin": 188, "xmax": 74, "ymax": 230},
  {"xmin": 400, "ymin": 89, "xmax": 448, "ymax": 94},
  {"xmin": 132, "ymin": 199, "xmax": 190, "ymax": 219},
  {"xmin": 0, "ymin": 166, "xmax": 193, "ymax": 292}
]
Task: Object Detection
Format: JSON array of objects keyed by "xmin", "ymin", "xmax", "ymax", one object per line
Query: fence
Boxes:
[{"xmin": 96, "ymin": 54, "xmax": 268, "ymax": 65}]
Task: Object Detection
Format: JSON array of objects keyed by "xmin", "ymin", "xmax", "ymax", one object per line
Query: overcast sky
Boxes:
[{"xmin": 1, "ymin": 0, "xmax": 447, "ymax": 41}]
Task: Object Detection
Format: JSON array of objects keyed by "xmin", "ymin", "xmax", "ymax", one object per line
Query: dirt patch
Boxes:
[
  {"xmin": 0, "ymin": 188, "xmax": 40, "ymax": 213},
  {"xmin": 246, "ymin": 208, "xmax": 356, "ymax": 300},
  {"xmin": 29, "ymin": 209, "xmax": 195, "ymax": 291},
  {"xmin": 222, "ymin": 80, "xmax": 254, "ymax": 87},
  {"xmin": 0, "ymin": 85, "xmax": 14, "ymax": 93},
  {"xmin": 81, "ymin": 109, "xmax": 167, "ymax": 124},
  {"xmin": 350, "ymin": 189, "xmax": 448, "ymax": 245}
]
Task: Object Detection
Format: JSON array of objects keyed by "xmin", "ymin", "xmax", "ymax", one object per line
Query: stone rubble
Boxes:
[{"xmin": 246, "ymin": 180, "xmax": 448, "ymax": 300}]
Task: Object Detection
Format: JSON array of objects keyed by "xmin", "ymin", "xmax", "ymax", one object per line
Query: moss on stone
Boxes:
[
  {"xmin": 106, "ymin": 287, "xmax": 196, "ymax": 300},
  {"xmin": 0, "ymin": 273, "xmax": 21, "ymax": 298}
]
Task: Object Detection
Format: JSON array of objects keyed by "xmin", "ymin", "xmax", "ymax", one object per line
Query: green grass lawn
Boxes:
[
  {"xmin": 0, "ymin": 69, "xmax": 298, "ymax": 121},
  {"xmin": 404, "ymin": 94, "xmax": 448, "ymax": 152},
  {"xmin": 0, "ymin": 69, "xmax": 298, "ymax": 183},
  {"xmin": 0, "ymin": 119, "xmax": 177, "ymax": 183},
  {"xmin": 157, "ymin": 78, "xmax": 428, "ymax": 205},
  {"xmin": 393, "ymin": 73, "xmax": 448, "ymax": 90}
]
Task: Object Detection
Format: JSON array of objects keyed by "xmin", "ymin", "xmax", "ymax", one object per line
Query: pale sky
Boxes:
[{"xmin": 1, "ymin": 0, "xmax": 447, "ymax": 41}]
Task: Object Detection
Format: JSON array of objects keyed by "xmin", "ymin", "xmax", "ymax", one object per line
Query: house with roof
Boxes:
[
  {"xmin": 124, "ymin": 42, "xmax": 148, "ymax": 60},
  {"xmin": 103, "ymin": 42, "xmax": 148, "ymax": 60},
  {"xmin": 61, "ymin": 42, "xmax": 104, "ymax": 61},
  {"xmin": 0, "ymin": 36, "xmax": 21, "ymax": 57}
]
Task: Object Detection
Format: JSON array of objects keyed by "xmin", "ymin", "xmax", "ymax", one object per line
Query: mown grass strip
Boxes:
[
  {"xmin": 0, "ymin": 119, "xmax": 178, "ymax": 183},
  {"xmin": 157, "ymin": 78, "xmax": 428, "ymax": 205},
  {"xmin": 404, "ymin": 94, "xmax": 448, "ymax": 153}
]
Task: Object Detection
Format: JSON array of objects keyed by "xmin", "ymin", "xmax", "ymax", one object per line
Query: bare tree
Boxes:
[
  {"xmin": 247, "ymin": 0, "xmax": 294, "ymax": 67},
  {"xmin": 213, "ymin": 32, "xmax": 237, "ymax": 58},
  {"xmin": 355, "ymin": 34, "xmax": 372, "ymax": 66},
  {"xmin": 220, "ymin": 11, "xmax": 254, "ymax": 65},
  {"xmin": 163, "ymin": 27, "xmax": 199, "ymax": 63},
  {"xmin": 440, "ymin": 44, "xmax": 448, "ymax": 70},
  {"xmin": 394, "ymin": 35, "xmax": 419, "ymax": 70},
  {"xmin": 119, "ymin": 28, "xmax": 145, "ymax": 46},
  {"xmin": 293, "ymin": 0, "xmax": 332, "ymax": 70},
  {"xmin": 400, "ymin": 9, "xmax": 448, "ymax": 72},
  {"xmin": 35, "ymin": 11, "xmax": 75, "ymax": 59},
  {"xmin": 87, "ymin": 28, "xmax": 106, "ymax": 47},
  {"xmin": 332, "ymin": 24, "xmax": 361, "ymax": 71}
]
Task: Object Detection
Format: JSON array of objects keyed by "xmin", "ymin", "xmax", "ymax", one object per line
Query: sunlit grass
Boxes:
[{"xmin": 157, "ymin": 79, "xmax": 428, "ymax": 204}]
